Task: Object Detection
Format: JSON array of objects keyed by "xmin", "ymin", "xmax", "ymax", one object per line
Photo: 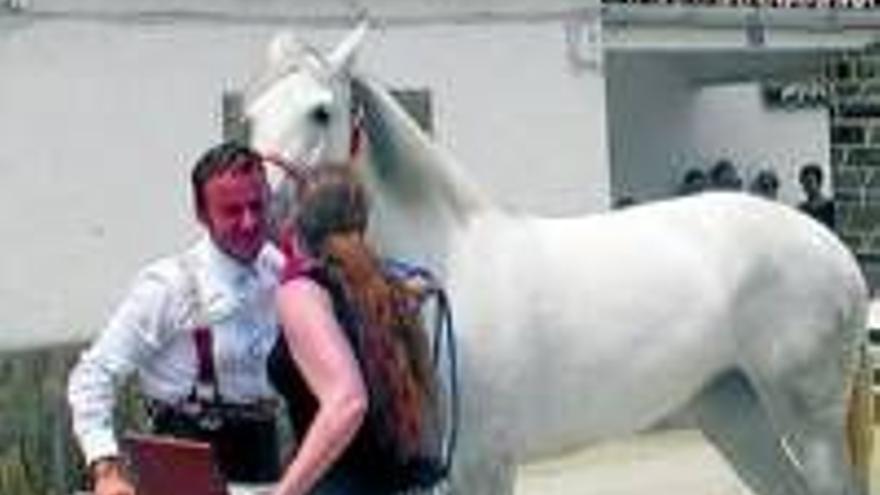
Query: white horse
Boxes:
[{"xmin": 243, "ymin": 25, "xmax": 871, "ymax": 495}]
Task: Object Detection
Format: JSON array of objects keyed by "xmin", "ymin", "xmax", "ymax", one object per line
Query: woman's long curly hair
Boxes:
[{"xmin": 293, "ymin": 163, "xmax": 437, "ymax": 455}]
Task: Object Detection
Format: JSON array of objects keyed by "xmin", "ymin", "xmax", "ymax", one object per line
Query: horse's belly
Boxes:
[
  {"xmin": 451, "ymin": 270, "xmax": 734, "ymax": 463},
  {"xmin": 504, "ymin": 323, "xmax": 731, "ymax": 461}
]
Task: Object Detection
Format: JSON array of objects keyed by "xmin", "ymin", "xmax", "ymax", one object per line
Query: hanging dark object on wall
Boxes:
[{"xmin": 762, "ymin": 79, "xmax": 829, "ymax": 109}]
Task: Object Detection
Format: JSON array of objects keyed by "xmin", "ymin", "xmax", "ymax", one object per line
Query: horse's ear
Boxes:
[
  {"xmin": 267, "ymin": 31, "xmax": 298, "ymax": 68},
  {"xmin": 266, "ymin": 31, "xmax": 329, "ymax": 74},
  {"xmin": 327, "ymin": 21, "xmax": 369, "ymax": 75}
]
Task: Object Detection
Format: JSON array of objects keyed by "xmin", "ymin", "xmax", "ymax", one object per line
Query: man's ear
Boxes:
[{"xmin": 196, "ymin": 202, "xmax": 211, "ymax": 228}]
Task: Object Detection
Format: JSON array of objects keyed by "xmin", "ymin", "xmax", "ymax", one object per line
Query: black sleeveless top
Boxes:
[
  {"xmin": 267, "ymin": 265, "xmax": 447, "ymax": 493},
  {"xmin": 266, "ymin": 266, "xmax": 395, "ymax": 492}
]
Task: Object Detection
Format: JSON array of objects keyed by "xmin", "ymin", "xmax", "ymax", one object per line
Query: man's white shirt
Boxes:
[{"xmin": 67, "ymin": 236, "xmax": 284, "ymax": 464}]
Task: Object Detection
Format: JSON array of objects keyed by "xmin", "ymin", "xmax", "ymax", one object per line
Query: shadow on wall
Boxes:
[{"xmin": 0, "ymin": 5, "xmax": 34, "ymax": 39}]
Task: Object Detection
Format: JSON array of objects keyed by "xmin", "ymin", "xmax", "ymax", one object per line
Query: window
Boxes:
[{"xmin": 390, "ymin": 88, "xmax": 434, "ymax": 135}]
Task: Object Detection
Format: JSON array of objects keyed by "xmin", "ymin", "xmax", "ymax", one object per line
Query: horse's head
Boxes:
[
  {"xmin": 244, "ymin": 23, "xmax": 490, "ymax": 272},
  {"xmin": 244, "ymin": 23, "xmax": 367, "ymax": 169}
]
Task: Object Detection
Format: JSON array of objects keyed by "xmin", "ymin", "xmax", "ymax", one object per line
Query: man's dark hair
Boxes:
[
  {"xmin": 679, "ymin": 167, "xmax": 707, "ymax": 195},
  {"xmin": 191, "ymin": 141, "xmax": 264, "ymax": 214},
  {"xmin": 750, "ymin": 169, "xmax": 779, "ymax": 198},
  {"xmin": 799, "ymin": 163, "xmax": 823, "ymax": 184},
  {"xmin": 706, "ymin": 159, "xmax": 743, "ymax": 191},
  {"xmin": 683, "ymin": 168, "xmax": 706, "ymax": 185}
]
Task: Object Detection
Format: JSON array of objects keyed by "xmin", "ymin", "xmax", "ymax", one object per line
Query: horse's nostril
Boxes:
[{"xmin": 311, "ymin": 106, "xmax": 332, "ymax": 126}]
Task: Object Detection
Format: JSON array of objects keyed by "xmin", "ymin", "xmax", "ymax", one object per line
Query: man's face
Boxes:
[
  {"xmin": 199, "ymin": 167, "xmax": 269, "ymax": 264},
  {"xmin": 801, "ymin": 172, "xmax": 821, "ymax": 197}
]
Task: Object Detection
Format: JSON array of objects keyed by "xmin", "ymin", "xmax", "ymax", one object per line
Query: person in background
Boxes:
[
  {"xmin": 707, "ymin": 159, "xmax": 743, "ymax": 191},
  {"xmin": 749, "ymin": 169, "xmax": 780, "ymax": 200},
  {"xmin": 797, "ymin": 163, "xmax": 836, "ymax": 230},
  {"xmin": 678, "ymin": 168, "xmax": 708, "ymax": 196},
  {"xmin": 613, "ymin": 195, "xmax": 638, "ymax": 209},
  {"xmin": 67, "ymin": 142, "xmax": 284, "ymax": 495}
]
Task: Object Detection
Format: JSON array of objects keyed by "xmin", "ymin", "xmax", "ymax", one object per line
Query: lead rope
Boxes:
[
  {"xmin": 437, "ymin": 288, "xmax": 459, "ymax": 483},
  {"xmin": 383, "ymin": 260, "xmax": 460, "ymax": 494}
]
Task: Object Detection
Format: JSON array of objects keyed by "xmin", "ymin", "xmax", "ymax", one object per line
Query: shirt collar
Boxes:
[{"xmin": 196, "ymin": 235, "xmax": 260, "ymax": 289}]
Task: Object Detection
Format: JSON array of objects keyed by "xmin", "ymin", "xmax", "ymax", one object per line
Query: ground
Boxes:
[
  {"xmin": 84, "ymin": 427, "xmax": 875, "ymax": 495},
  {"xmin": 515, "ymin": 428, "xmax": 880, "ymax": 495}
]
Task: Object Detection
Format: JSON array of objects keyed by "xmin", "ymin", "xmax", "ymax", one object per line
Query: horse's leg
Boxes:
[
  {"xmin": 446, "ymin": 447, "xmax": 516, "ymax": 495},
  {"xmin": 758, "ymin": 344, "xmax": 865, "ymax": 495},
  {"xmin": 689, "ymin": 370, "xmax": 809, "ymax": 495},
  {"xmin": 845, "ymin": 346, "xmax": 873, "ymax": 493}
]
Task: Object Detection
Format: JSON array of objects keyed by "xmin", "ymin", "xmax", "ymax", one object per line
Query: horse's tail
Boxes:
[
  {"xmin": 838, "ymin": 248, "xmax": 872, "ymax": 492},
  {"xmin": 847, "ymin": 341, "xmax": 873, "ymax": 493}
]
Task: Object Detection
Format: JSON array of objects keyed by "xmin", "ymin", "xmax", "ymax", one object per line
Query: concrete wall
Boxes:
[
  {"xmin": 15, "ymin": 0, "xmax": 594, "ymax": 17},
  {"xmin": 606, "ymin": 51, "xmax": 827, "ymax": 205},
  {"xmin": 606, "ymin": 52, "xmax": 696, "ymax": 202},
  {"xmin": 355, "ymin": 24, "xmax": 609, "ymax": 214},
  {"xmin": 0, "ymin": 17, "xmax": 609, "ymax": 348}
]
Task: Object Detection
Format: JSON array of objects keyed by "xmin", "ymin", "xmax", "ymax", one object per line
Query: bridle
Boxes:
[
  {"xmin": 239, "ymin": 50, "xmax": 366, "ymax": 180},
  {"xmin": 256, "ymin": 82, "xmax": 365, "ymax": 191}
]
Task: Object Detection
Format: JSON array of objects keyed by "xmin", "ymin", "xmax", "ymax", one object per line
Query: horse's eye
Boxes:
[{"xmin": 310, "ymin": 105, "xmax": 331, "ymax": 126}]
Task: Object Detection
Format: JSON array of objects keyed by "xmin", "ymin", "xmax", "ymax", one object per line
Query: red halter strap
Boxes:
[
  {"xmin": 349, "ymin": 102, "xmax": 365, "ymax": 160},
  {"xmin": 192, "ymin": 325, "xmax": 218, "ymax": 403}
]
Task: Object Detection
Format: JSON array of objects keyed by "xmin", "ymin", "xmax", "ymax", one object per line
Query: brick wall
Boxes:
[{"xmin": 829, "ymin": 45, "xmax": 880, "ymax": 293}]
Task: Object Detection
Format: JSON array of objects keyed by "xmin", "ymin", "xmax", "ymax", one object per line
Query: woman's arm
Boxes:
[{"xmin": 273, "ymin": 278, "xmax": 368, "ymax": 495}]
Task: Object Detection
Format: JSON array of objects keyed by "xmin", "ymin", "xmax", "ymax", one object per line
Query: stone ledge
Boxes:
[
  {"xmin": 848, "ymin": 147, "xmax": 880, "ymax": 167},
  {"xmin": 833, "ymin": 124, "xmax": 867, "ymax": 144}
]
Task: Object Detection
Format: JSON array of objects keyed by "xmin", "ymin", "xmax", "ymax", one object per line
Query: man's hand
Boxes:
[{"xmin": 91, "ymin": 457, "xmax": 135, "ymax": 495}]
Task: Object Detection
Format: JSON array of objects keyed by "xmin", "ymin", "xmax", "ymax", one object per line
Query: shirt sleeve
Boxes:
[{"xmin": 66, "ymin": 268, "xmax": 176, "ymax": 464}]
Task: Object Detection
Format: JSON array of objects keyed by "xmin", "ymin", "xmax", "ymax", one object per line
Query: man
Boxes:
[
  {"xmin": 798, "ymin": 163, "xmax": 836, "ymax": 230},
  {"xmin": 707, "ymin": 159, "xmax": 743, "ymax": 191},
  {"xmin": 748, "ymin": 169, "xmax": 780, "ymax": 200},
  {"xmin": 677, "ymin": 167, "xmax": 707, "ymax": 196},
  {"xmin": 67, "ymin": 142, "xmax": 284, "ymax": 495}
]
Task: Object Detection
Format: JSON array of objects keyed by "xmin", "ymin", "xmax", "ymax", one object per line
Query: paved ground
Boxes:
[
  {"xmin": 81, "ymin": 428, "xmax": 878, "ymax": 495},
  {"xmin": 515, "ymin": 428, "xmax": 880, "ymax": 495}
]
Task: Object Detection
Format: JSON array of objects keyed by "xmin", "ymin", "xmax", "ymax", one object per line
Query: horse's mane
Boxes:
[{"xmin": 350, "ymin": 74, "xmax": 491, "ymax": 223}]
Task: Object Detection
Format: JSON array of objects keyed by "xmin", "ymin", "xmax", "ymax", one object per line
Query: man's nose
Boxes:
[{"xmin": 241, "ymin": 207, "xmax": 262, "ymax": 230}]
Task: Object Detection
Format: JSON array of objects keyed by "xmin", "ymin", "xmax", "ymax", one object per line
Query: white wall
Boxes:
[
  {"xmin": 358, "ymin": 24, "xmax": 609, "ymax": 214},
  {"xmin": 606, "ymin": 52, "xmax": 696, "ymax": 202},
  {"xmin": 0, "ymin": 18, "xmax": 608, "ymax": 348},
  {"xmin": 606, "ymin": 51, "xmax": 828, "ymax": 205},
  {"xmin": 0, "ymin": 21, "xmax": 249, "ymax": 348}
]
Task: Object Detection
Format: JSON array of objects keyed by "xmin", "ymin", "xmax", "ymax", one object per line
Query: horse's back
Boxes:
[
  {"xmin": 649, "ymin": 193, "xmax": 867, "ymax": 342},
  {"xmin": 577, "ymin": 192, "xmax": 868, "ymax": 374},
  {"xmin": 589, "ymin": 192, "xmax": 864, "ymax": 317}
]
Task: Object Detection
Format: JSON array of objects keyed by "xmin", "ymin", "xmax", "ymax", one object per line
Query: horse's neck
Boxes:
[
  {"xmin": 352, "ymin": 75, "xmax": 493, "ymax": 273},
  {"xmin": 352, "ymin": 76, "xmax": 490, "ymax": 219}
]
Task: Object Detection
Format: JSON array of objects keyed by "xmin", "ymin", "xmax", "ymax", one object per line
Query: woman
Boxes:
[{"xmin": 268, "ymin": 163, "xmax": 437, "ymax": 495}]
